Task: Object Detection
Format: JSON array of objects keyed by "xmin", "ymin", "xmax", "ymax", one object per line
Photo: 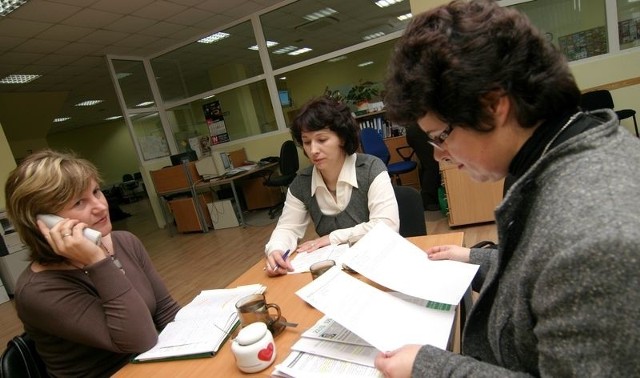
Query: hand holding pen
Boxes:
[{"xmin": 265, "ymin": 249, "xmax": 293, "ymax": 276}]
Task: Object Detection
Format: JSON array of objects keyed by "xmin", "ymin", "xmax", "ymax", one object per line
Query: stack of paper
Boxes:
[
  {"xmin": 274, "ymin": 223, "xmax": 479, "ymax": 376},
  {"xmin": 133, "ymin": 284, "xmax": 266, "ymax": 362}
]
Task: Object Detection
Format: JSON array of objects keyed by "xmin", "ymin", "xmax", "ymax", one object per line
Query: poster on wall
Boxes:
[
  {"xmin": 188, "ymin": 135, "xmax": 212, "ymax": 159},
  {"xmin": 139, "ymin": 135, "xmax": 170, "ymax": 160},
  {"xmin": 203, "ymin": 101, "xmax": 230, "ymax": 145}
]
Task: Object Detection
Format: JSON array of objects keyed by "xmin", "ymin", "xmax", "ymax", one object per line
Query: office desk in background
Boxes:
[
  {"xmin": 151, "ymin": 162, "xmax": 278, "ymax": 233},
  {"xmin": 114, "ymin": 232, "xmax": 465, "ymax": 377}
]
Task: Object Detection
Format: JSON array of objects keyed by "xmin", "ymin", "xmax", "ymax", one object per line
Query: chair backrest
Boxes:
[
  {"xmin": 359, "ymin": 128, "xmax": 390, "ymax": 165},
  {"xmin": 0, "ymin": 333, "xmax": 48, "ymax": 378},
  {"xmin": 393, "ymin": 185, "xmax": 427, "ymax": 237},
  {"xmin": 122, "ymin": 173, "xmax": 134, "ymax": 182},
  {"xmin": 580, "ymin": 89, "xmax": 614, "ymax": 111},
  {"xmin": 279, "ymin": 140, "xmax": 299, "ymax": 176}
]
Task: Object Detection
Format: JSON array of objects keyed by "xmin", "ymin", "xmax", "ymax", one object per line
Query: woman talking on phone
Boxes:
[{"xmin": 5, "ymin": 149, "xmax": 180, "ymax": 377}]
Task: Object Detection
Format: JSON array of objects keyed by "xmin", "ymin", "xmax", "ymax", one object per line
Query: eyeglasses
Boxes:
[{"xmin": 426, "ymin": 124, "xmax": 454, "ymax": 150}]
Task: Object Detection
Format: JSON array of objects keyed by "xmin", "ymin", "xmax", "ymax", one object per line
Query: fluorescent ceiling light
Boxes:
[
  {"xmin": 248, "ymin": 41, "xmax": 279, "ymax": 50},
  {"xmin": 75, "ymin": 100, "xmax": 103, "ymax": 106},
  {"xmin": 0, "ymin": 0, "xmax": 27, "ymax": 16},
  {"xmin": 105, "ymin": 116, "xmax": 122, "ymax": 121},
  {"xmin": 304, "ymin": 7, "xmax": 337, "ymax": 21},
  {"xmin": 328, "ymin": 56, "xmax": 347, "ymax": 63},
  {"xmin": 363, "ymin": 32, "xmax": 386, "ymax": 40},
  {"xmin": 53, "ymin": 117, "xmax": 70, "ymax": 123},
  {"xmin": 273, "ymin": 46, "xmax": 298, "ymax": 55},
  {"xmin": 116, "ymin": 72, "xmax": 131, "ymax": 80},
  {"xmin": 136, "ymin": 101, "xmax": 154, "ymax": 107},
  {"xmin": 279, "ymin": 76, "xmax": 287, "ymax": 80},
  {"xmin": 0, "ymin": 74, "xmax": 40, "ymax": 84},
  {"xmin": 202, "ymin": 94, "xmax": 215, "ymax": 100},
  {"xmin": 358, "ymin": 61, "xmax": 374, "ymax": 67},
  {"xmin": 375, "ymin": 0, "xmax": 404, "ymax": 8},
  {"xmin": 288, "ymin": 47, "xmax": 312, "ymax": 56},
  {"xmin": 198, "ymin": 32, "xmax": 230, "ymax": 44},
  {"xmin": 397, "ymin": 13, "xmax": 412, "ymax": 21}
]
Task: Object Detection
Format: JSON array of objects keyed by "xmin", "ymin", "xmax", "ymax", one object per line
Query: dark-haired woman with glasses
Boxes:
[{"xmin": 376, "ymin": 0, "xmax": 640, "ymax": 376}]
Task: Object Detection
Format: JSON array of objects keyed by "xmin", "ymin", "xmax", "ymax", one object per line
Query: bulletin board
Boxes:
[
  {"xmin": 619, "ymin": 17, "xmax": 640, "ymax": 45},
  {"xmin": 558, "ymin": 26, "xmax": 607, "ymax": 61}
]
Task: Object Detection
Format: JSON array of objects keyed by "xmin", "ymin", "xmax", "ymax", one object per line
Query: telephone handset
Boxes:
[{"xmin": 37, "ymin": 214, "xmax": 102, "ymax": 245}]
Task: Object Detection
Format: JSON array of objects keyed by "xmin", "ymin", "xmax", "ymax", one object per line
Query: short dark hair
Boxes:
[
  {"xmin": 290, "ymin": 97, "xmax": 359, "ymax": 154},
  {"xmin": 384, "ymin": 0, "xmax": 580, "ymax": 131}
]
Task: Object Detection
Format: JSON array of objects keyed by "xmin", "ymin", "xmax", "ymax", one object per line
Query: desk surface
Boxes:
[{"xmin": 114, "ymin": 232, "xmax": 464, "ymax": 378}]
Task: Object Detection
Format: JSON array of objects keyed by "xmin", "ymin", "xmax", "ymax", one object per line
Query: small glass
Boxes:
[{"xmin": 309, "ymin": 260, "xmax": 336, "ymax": 280}]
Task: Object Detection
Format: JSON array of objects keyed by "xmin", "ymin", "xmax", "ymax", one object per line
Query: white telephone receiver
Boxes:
[{"xmin": 37, "ymin": 214, "xmax": 102, "ymax": 245}]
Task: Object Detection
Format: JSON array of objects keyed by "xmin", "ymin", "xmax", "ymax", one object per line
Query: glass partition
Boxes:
[
  {"xmin": 617, "ymin": 0, "xmax": 640, "ymax": 50},
  {"xmin": 112, "ymin": 60, "xmax": 155, "ymax": 109},
  {"xmin": 260, "ymin": 0, "xmax": 411, "ymax": 70},
  {"xmin": 150, "ymin": 20, "xmax": 263, "ymax": 103}
]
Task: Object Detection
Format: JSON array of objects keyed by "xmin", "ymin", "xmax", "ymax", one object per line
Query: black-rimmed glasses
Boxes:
[{"xmin": 427, "ymin": 124, "xmax": 454, "ymax": 150}]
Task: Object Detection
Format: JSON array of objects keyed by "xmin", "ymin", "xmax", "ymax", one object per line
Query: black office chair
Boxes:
[
  {"xmin": 264, "ymin": 140, "xmax": 299, "ymax": 218},
  {"xmin": 359, "ymin": 128, "xmax": 417, "ymax": 185},
  {"xmin": 393, "ymin": 185, "xmax": 427, "ymax": 237},
  {"xmin": 580, "ymin": 89, "xmax": 638, "ymax": 137},
  {"xmin": 0, "ymin": 333, "xmax": 48, "ymax": 378},
  {"xmin": 121, "ymin": 173, "xmax": 141, "ymax": 203}
]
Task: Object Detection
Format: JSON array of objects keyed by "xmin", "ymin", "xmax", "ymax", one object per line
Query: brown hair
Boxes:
[{"xmin": 5, "ymin": 149, "xmax": 102, "ymax": 264}]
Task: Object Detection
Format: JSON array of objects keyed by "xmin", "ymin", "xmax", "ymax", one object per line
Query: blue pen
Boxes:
[{"xmin": 275, "ymin": 249, "xmax": 291, "ymax": 270}]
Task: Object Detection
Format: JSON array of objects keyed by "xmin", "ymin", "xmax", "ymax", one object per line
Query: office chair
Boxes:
[
  {"xmin": 580, "ymin": 89, "xmax": 638, "ymax": 137},
  {"xmin": 121, "ymin": 173, "xmax": 141, "ymax": 203},
  {"xmin": 0, "ymin": 333, "xmax": 48, "ymax": 378},
  {"xmin": 264, "ymin": 140, "xmax": 299, "ymax": 218},
  {"xmin": 359, "ymin": 128, "xmax": 417, "ymax": 185},
  {"xmin": 393, "ymin": 185, "xmax": 427, "ymax": 237}
]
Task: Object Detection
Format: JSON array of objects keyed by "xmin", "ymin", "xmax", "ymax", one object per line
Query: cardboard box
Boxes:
[{"xmin": 207, "ymin": 200, "xmax": 239, "ymax": 229}]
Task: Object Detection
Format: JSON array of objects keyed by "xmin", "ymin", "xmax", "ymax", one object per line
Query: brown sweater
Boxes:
[{"xmin": 14, "ymin": 231, "xmax": 181, "ymax": 377}]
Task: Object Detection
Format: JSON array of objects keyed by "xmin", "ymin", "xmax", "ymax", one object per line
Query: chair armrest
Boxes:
[{"xmin": 396, "ymin": 145, "xmax": 415, "ymax": 161}]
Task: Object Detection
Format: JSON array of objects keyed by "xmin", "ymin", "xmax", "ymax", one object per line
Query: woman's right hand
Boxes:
[
  {"xmin": 37, "ymin": 217, "xmax": 105, "ymax": 266},
  {"xmin": 265, "ymin": 250, "xmax": 294, "ymax": 277},
  {"xmin": 425, "ymin": 245, "xmax": 471, "ymax": 263}
]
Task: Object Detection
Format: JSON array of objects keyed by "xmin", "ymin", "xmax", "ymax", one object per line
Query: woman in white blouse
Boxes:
[{"xmin": 265, "ymin": 97, "xmax": 399, "ymax": 277}]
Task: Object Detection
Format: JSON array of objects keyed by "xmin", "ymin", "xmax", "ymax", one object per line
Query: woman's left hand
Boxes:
[{"xmin": 296, "ymin": 235, "xmax": 331, "ymax": 253}]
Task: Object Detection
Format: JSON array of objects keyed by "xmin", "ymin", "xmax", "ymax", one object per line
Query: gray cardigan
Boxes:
[{"xmin": 413, "ymin": 109, "xmax": 640, "ymax": 377}]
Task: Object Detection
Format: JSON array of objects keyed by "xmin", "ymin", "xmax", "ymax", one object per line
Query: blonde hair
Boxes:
[{"xmin": 5, "ymin": 149, "xmax": 102, "ymax": 264}]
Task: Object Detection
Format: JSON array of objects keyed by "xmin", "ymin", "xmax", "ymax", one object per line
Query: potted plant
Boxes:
[
  {"xmin": 323, "ymin": 86, "xmax": 345, "ymax": 103},
  {"xmin": 346, "ymin": 80, "xmax": 380, "ymax": 112}
]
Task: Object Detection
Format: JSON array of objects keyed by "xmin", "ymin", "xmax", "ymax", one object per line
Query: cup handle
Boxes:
[{"xmin": 266, "ymin": 303, "xmax": 281, "ymax": 324}]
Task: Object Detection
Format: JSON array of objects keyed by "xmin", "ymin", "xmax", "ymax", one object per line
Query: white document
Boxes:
[
  {"xmin": 291, "ymin": 337, "xmax": 378, "ymax": 367},
  {"xmin": 301, "ymin": 316, "xmax": 370, "ymax": 346},
  {"xmin": 296, "ymin": 267, "xmax": 455, "ymax": 352},
  {"xmin": 289, "ymin": 244, "xmax": 350, "ymax": 274},
  {"xmin": 273, "ymin": 351, "xmax": 383, "ymax": 378},
  {"xmin": 344, "ymin": 223, "xmax": 479, "ymax": 305}
]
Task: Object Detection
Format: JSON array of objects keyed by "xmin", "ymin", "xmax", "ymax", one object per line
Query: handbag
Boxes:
[{"xmin": 0, "ymin": 333, "xmax": 48, "ymax": 378}]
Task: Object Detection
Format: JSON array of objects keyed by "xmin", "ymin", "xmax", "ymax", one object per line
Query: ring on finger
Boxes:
[{"xmin": 62, "ymin": 233, "xmax": 72, "ymax": 238}]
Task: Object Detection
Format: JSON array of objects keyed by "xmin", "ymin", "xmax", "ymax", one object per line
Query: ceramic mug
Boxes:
[
  {"xmin": 235, "ymin": 293, "xmax": 281, "ymax": 329},
  {"xmin": 231, "ymin": 322, "xmax": 276, "ymax": 373},
  {"xmin": 310, "ymin": 259, "xmax": 336, "ymax": 280}
]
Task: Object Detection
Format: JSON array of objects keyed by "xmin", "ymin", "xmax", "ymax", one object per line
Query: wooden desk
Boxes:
[{"xmin": 114, "ymin": 232, "xmax": 464, "ymax": 378}]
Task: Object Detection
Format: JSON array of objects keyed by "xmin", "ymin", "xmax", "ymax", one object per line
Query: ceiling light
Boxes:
[
  {"xmin": 375, "ymin": 0, "xmax": 404, "ymax": 8},
  {"xmin": 136, "ymin": 101, "xmax": 154, "ymax": 107},
  {"xmin": 248, "ymin": 41, "xmax": 279, "ymax": 50},
  {"xmin": 198, "ymin": 32, "xmax": 230, "ymax": 44},
  {"xmin": 358, "ymin": 61, "xmax": 374, "ymax": 67},
  {"xmin": 75, "ymin": 100, "xmax": 103, "ymax": 106},
  {"xmin": 303, "ymin": 7, "xmax": 337, "ymax": 21},
  {"xmin": 105, "ymin": 116, "xmax": 122, "ymax": 121},
  {"xmin": 53, "ymin": 117, "xmax": 70, "ymax": 123},
  {"xmin": 116, "ymin": 72, "xmax": 131, "ymax": 80},
  {"xmin": 0, "ymin": 74, "xmax": 40, "ymax": 84},
  {"xmin": 397, "ymin": 13, "xmax": 412, "ymax": 21},
  {"xmin": 328, "ymin": 56, "xmax": 347, "ymax": 63},
  {"xmin": 363, "ymin": 32, "xmax": 386, "ymax": 41},
  {"xmin": 273, "ymin": 46, "xmax": 298, "ymax": 55},
  {"xmin": 288, "ymin": 47, "xmax": 312, "ymax": 56},
  {"xmin": 0, "ymin": 0, "xmax": 27, "ymax": 16},
  {"xmin": 202, "ymin": 95, "xmax": 215, "ymax": 100},
  {"xmin": 279, "ymin": 76, "xmax": 287, "ymax": 80}
]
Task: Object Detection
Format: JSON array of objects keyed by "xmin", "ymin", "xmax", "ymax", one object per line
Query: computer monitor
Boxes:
[
  {"xmin": 170, "ymin": 151, "xmax": 198, "ymax": 166},
  {"xmin": 278, "ymin": 90, "xmax": 292, "ymax": 107},
  {"xmin": 220, "ymin": 152, "xmax": 232, "ymax": 171}
]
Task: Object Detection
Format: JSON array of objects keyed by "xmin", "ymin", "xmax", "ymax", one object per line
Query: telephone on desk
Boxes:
[{"xmin": 259, "ymin": 156, "xmax": 279, "ymax": 164}]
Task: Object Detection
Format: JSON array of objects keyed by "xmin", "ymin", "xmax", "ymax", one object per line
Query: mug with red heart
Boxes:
[{"xmin": 231, "ymin": 322, "xmax": 277, "ymax": 373}]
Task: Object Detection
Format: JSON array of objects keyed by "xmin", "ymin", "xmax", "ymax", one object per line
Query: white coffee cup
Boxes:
[{"xmin": 231, "ymin": 322, "xmax": 276, "ymax": 373}]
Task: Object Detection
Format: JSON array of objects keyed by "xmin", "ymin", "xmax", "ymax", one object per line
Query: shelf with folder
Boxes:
[{"xmin": 355, "ymin": 110, "xmax": 405, "ymax": 139}]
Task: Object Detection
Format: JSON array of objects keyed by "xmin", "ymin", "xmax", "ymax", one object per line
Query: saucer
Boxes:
[{"xmin": 269, "ymin": 316, "xmax": 288, "ymax": 337}]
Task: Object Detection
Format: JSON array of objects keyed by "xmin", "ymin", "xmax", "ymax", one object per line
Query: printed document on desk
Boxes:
[
  {"xmin": 273, "ymin": 351, "xmax": 382, "ymax": 378},
  {"xmin": 343, "ymin": 223, "xmax": 478, "ymax": 305},
  {"xmin": 296, "ymin": 267, "xmax": 455, "ymax": 352}
]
